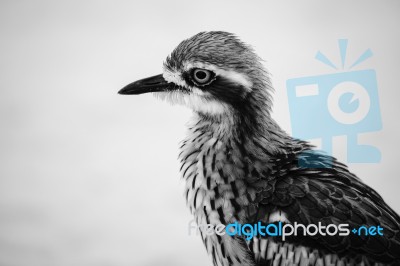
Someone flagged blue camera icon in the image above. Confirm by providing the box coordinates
[287,69,382,164]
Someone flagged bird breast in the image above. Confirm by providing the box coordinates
[179,124,256,266]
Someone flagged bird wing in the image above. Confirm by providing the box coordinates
[245,150,400,265]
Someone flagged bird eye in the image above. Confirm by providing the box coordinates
[192,69,214,85]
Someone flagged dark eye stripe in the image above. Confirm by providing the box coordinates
[205,75,248,105]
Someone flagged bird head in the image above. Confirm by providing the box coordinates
[119,31,272,120]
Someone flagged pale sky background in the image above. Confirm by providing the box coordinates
[0,1,399,266]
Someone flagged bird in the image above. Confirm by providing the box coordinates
[119,31,400,266]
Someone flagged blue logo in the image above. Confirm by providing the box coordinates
[286,39,382,167]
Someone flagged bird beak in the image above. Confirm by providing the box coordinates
[118,74,174,95]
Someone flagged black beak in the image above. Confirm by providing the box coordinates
[118,74,174,95]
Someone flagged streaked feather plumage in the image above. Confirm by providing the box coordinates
[121,31,400,266]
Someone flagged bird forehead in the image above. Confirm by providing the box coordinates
[166,31,251,69]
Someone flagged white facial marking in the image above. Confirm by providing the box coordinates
[268,210,290,223]
[160,61,251,115]
[185,61,253,91]
[162,67,188,88]
[155,91,228,115]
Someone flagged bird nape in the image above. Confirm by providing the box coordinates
[119,31,400,266]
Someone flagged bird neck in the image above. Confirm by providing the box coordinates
[180,106,300,217]
[189,107,294,158]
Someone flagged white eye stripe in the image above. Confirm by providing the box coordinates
[163,68,188,88]
[184,62,253,91]
[163,62,253,93]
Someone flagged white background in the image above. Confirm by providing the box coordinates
[0,1,399,265]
